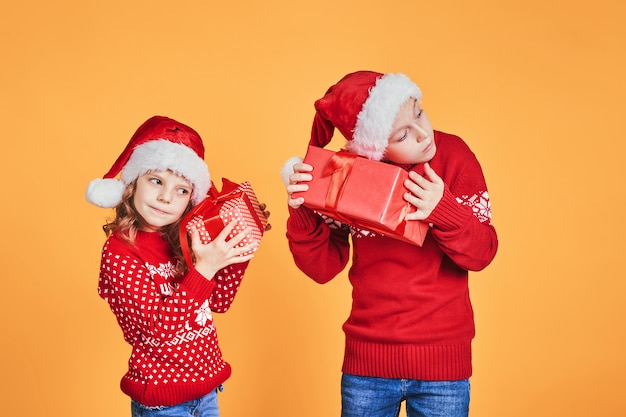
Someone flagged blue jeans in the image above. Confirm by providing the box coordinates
[131,387,222,417]
[341,374,470,417]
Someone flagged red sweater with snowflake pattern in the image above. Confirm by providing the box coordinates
[286,130,498,381]
[98,230,247,407]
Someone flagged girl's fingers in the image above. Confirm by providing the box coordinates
[227,226,253,247]
[215,220,239,242]
[189,225,203,250]
[237,242,259,255]
[195,220,260,258]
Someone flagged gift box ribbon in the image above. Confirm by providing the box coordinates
[322,151,357,213]
[179,179,266,269]
[321,150,411,233]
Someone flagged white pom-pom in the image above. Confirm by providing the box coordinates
[280,156,303,186]
[86,178,126,208]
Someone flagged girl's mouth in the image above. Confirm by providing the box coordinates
[150,206,169,215]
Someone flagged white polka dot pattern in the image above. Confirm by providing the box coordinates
[185,195,264,256]
[97,233,247,403]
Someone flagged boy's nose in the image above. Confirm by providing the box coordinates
[415,125,428,142]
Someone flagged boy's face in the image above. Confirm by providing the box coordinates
[133,170,192,232]
[383,98,436,165]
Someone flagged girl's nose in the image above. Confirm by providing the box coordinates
[157,191,171,203]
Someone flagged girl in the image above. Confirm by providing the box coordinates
[87,116,260,417]
[282,71,498,417]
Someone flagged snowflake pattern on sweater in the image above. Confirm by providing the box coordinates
[98,231,246,407]
[456,191,492,225]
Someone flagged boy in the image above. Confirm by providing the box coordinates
[282,71,498,417]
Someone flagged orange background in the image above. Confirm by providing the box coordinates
[1,1,625,416]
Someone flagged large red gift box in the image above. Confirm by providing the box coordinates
[293,146,429,246]
[179,178,267,269]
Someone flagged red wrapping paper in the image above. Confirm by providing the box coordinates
[179,178,267,269]
[293,146,429,246]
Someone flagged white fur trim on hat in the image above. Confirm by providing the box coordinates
[86,139,211,208]
[348,73,422,161]
[281,156,303,186]
[122,139,211,206]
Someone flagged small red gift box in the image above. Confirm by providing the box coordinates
[292,146,429,246]
[179,178,267,268]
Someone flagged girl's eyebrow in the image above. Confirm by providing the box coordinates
[173,178,192,189]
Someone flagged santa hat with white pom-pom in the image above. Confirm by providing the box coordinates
[281,71,422,185]
[86,116,211,208]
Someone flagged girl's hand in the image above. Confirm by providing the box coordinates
[190,220,258,280]
[286,162,313,209]
[403,163,444,221]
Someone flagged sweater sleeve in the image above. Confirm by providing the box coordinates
[98,239,217,346]
[285,205,351,284]
[208,262,249,313]
[425,133,498,271]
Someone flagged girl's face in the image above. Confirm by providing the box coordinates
[133,170,193,232]
[383,98,436,165]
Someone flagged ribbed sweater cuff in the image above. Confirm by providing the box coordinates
[287,206,319,231]
[427,188,472,232]
[122,365,231,407]
[342,338,472,381]
[182,269,216,301]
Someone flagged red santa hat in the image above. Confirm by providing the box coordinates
[86,116,211,208]
[281,71,422,184]
[313,70,422,160]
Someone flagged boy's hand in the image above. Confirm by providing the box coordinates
[286,162,313,209]
[403,162,444,221]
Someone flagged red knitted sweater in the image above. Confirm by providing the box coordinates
[286,130,498,380]
[98,230,247,406]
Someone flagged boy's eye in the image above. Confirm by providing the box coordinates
[416,109,423,119]
[398,130,408,142]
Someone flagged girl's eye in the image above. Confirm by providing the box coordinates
[397,131,408,142]
[177,188,190,195]
[149,178,162,185]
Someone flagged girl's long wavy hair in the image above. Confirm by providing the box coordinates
[102,180,193,276]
